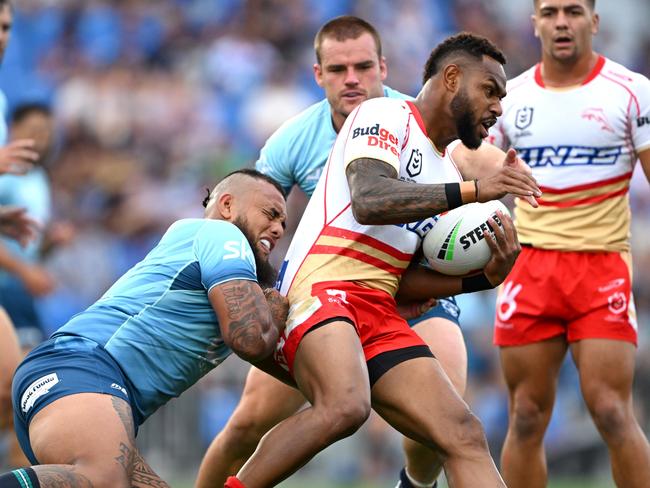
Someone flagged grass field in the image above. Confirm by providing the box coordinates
[170,477,615,488]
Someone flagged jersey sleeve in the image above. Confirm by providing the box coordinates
[342,98,409,174]
[255,130,294,195]
[193,221,258,292]
[631,74,650,152]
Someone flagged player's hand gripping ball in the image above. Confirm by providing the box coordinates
[423,200,511,276]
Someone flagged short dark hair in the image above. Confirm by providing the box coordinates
[314,15,382,65]
[534,0,595,9]
[422,32,507,85]
[11,102,51,125]
[202,169,287,208]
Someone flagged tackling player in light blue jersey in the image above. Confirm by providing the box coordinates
[2,170,289,488]
[256,85,411,197]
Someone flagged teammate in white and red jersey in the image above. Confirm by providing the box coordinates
[488,1,650,487]
[224,32,541,488]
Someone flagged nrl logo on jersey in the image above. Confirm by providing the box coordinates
[406,149,423,177]
[514,106,534,137]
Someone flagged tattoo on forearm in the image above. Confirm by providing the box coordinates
[264,289,288,329]
[33,466,94,488]
[221,281,274,360]
[348,159,450,223]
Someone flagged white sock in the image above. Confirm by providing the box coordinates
[405,467,436,488]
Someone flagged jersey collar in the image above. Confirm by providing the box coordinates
[534,54,605,88]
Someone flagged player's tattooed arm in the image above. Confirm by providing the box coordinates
[209,279,279,362]
[346,158,452,224]
[263,288,288,333]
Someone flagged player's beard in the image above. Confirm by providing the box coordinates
[451,88,482,150]
[234,216,279,288]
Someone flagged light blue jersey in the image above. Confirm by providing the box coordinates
[256,86,411,197]
[0,167,51,267]
[53,218,258,420]
[0,89,8,145]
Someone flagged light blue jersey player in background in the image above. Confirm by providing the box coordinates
[198,15,479,488]
[1,170,289,488]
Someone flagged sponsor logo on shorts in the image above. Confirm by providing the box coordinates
[496,281,522,322]
[608,291,627,315]
[598,278,626,293]
[439,299,460,319]
[352,124,399,156]
[21,373,60,413]
[111,383,128,396]
[326,289,349,305]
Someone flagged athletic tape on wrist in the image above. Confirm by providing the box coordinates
[444,183,463,209]
[461,273,494,293]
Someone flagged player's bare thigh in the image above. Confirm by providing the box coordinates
[411,317,467,395]
[28,393,138,486]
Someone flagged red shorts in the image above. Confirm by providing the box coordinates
[275,281,427,375]
[494,247,637,346]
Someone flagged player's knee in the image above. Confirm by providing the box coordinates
[588,394,630,442]
[220,409,271,454]
[448,409,490,455]
[510,396,550,441]
[318,396,371,441]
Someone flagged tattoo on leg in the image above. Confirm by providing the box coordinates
[111,396,136,444]
[131,451,171,488]
[33,466,94,488]
[115,442,136,478]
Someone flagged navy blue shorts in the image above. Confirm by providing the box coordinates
[406,296,461,328]
[12,335,139,464]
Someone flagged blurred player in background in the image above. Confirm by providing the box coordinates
[225,32,540,488]
[0,103,58,350]
[0,169,290,488]
[0,0,47,472]
[198,16,530,488]
[489,1,650,486]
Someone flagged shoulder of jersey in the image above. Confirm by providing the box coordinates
[356,96,409,113]
[168,218,236,234]
[265,98,331,143]
[505,65,537,92]
[384,85,414,101]
[600,57,650,88]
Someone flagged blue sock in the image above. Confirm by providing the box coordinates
[0,468,41,488]
[397,467,437,488]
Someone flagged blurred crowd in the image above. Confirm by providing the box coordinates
[1,0,649,484]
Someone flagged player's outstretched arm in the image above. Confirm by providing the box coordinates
[0,139,38,175]
[209,279,281,363]
[346,155,540,225]
[0,206,40,247]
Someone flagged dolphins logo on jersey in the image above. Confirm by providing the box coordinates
[515,107,534,130]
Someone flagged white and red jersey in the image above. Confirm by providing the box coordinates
[276,97,462,326]
[489,55,650,252]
